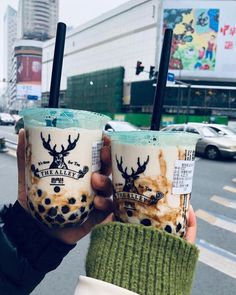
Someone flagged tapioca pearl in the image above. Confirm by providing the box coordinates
[34,212,43,222]
[164,225,172,233]
[44,198,51,205]
[80,206,85,213]
[176,223,182,233]
[29,202,35,211]
[68,197,76,204]
[81,194,87,202]
[61,205,70,214]
[68,213,77,221]
[127,210,133,217]
[38,205,45,213]
[45,216,53,223]
[80,211,88,220]
[54,186,60,193]
[179,230,185,238]
[37,189,43,197]
[31,165,36,172]
[140,219,152,226]
[55,214,66,223]
[48,207,57,217]
[115,215,123,222]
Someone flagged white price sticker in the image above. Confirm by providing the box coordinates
[172,160,195,194]
[92,141,103,172]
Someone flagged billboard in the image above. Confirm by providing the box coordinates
[16,84,42,100]
[17,56,42,83]
[162,1,236,81]
[16,55,42,100]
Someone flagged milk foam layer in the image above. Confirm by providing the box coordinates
[25,126,102,227]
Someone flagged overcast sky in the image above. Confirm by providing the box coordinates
[0,0,130,87]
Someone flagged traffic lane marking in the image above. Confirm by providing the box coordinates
[211,195,236,209]
[223,186,236,194]
[196,209,236,234]
[197,239,236,279]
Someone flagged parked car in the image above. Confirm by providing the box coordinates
[104,120,140,132]
[207,124,236,140]
[11,114,21,123]
[161,123,236,160]
[14,117,24,134]
[0,113,15,125]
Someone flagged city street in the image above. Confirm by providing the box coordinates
[1,125,236,295]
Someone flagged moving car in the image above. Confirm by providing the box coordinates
[161,123,236,160]
[0,113,15,125]
[14,117,24,134]
[104,120,139,132]
[207,124,236,140]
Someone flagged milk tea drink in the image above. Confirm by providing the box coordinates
[110,131,199,237]
[21,108,110,228]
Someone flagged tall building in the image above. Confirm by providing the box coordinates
[17,0,59,41]
[4,6,17,84]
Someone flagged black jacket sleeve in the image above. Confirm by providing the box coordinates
[0,201,75,295]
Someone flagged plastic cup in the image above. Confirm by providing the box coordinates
[110,131,199,237]
[21,108,110,228]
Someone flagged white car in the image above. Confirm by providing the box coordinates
[0,113,15,125]
[207,124,236,140]
[104,121,140,132]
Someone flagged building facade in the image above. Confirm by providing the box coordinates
[3,5,17,108]
[17,0,59,41]
[41,0,236,126]
[9,40,43,111]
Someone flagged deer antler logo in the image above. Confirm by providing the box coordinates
[40,132,80,169]
[116,155,149,193]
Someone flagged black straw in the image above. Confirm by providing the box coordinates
[150,28,173,130]
[48,22,67,108]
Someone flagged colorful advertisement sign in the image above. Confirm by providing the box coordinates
[17,56,42,83]
[16,84,41,100]
[162,1,236,81]
[16,55,42,100]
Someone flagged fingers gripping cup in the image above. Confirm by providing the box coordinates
[21,108,110,228]
[110,131,199,237]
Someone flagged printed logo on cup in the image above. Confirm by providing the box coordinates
[31,133,89,193]
[114,155,164,206]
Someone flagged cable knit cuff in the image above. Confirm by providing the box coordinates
[86,222,199,295]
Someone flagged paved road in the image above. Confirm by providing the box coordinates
[1,125,236,294]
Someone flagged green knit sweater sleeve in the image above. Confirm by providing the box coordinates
[86,222,199,295]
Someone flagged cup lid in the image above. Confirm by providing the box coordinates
[21,108,111,129]
[109,131,200,146]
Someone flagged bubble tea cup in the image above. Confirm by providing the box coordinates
[110,131,199,237]
[21,108,110,228]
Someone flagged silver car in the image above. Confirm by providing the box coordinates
[161,123,236,160]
